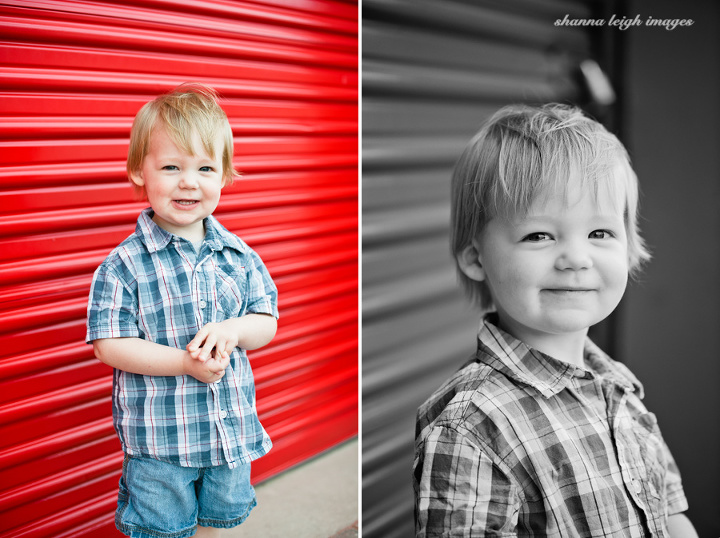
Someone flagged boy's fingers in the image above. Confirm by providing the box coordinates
[187,335,208,361]
[204,356,219,370]
[211,363,227,379]
[211,350,230,369]
[187,326,207,351]
[215,340,230,360]
[202,370,223,383]
[198,334,218,361]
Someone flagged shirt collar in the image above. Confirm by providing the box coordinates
[476,313,644,398]
[136,207,247,254]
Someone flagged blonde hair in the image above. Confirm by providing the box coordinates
[127,83,238,198]
[451,103,651,308]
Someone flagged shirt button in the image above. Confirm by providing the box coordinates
[220,410,228,419]
[199,300,207,309]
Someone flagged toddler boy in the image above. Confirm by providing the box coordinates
[87,84,278,538]
[413,104,696,536]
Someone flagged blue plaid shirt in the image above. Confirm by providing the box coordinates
[86,208,278,468]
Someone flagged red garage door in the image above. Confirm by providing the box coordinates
[0,1,358,536]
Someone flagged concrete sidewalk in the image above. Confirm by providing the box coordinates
[228,438,358,538]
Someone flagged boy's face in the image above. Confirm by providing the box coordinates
[130,124,224,242]
[475,171,629,348]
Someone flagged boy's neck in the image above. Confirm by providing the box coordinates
[533,335,587,368]
[496,316,588,368]
[151,213,206,243]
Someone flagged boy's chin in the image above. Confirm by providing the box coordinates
[538,312,611,335]
[499,315,587,341]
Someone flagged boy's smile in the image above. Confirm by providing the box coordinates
[131,124,225,243]
[471,174,630,365]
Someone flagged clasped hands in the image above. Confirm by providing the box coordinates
[184,321,238,384]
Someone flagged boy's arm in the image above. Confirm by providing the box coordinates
[667,513,698,538]
[414,425,518,534]
[187,313,277,361]
[93,337,230,383]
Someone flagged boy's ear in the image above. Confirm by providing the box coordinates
[129,169,145,188]
[456,242,486,282]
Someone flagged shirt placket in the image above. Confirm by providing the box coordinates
[610,388,666,537]
[194,250,212,326]
[196,249,240,468]
[209,379,240,468]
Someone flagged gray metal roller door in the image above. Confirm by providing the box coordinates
[362,1,598,535]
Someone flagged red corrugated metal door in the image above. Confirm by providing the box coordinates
[0,1,358,536]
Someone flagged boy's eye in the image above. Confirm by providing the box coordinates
[589,229,614,239]
[162,165,179,171]
[522,232,552,242]
[199,166,215,172]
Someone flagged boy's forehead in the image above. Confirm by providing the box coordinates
[498,161,630,222]
[535,178,625,212]
[150,123,222,158]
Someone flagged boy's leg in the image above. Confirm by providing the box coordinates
[194,526,221,537]
[196,461,256,530]
[117,455,200,538]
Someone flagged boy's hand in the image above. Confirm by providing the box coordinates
[183,349,230,384]
[187,321,239,363]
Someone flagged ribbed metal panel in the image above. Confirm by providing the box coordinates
[0,1,357,536]
[362,1,592,535]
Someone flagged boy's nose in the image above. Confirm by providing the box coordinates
[178,172,199,189]
[555,242,593,271]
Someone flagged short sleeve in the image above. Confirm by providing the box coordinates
[662,440,689,516]
[244,249,279,319]
[86,262,141,343]
[414,425,519,537]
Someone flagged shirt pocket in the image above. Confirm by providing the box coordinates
[630,411,667,501]
[214,261,246,319]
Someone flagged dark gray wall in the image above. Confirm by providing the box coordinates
[619,1,720,536]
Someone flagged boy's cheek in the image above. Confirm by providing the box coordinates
[599,253,630,288]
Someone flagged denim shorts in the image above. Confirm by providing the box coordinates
[116,454,256,538]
